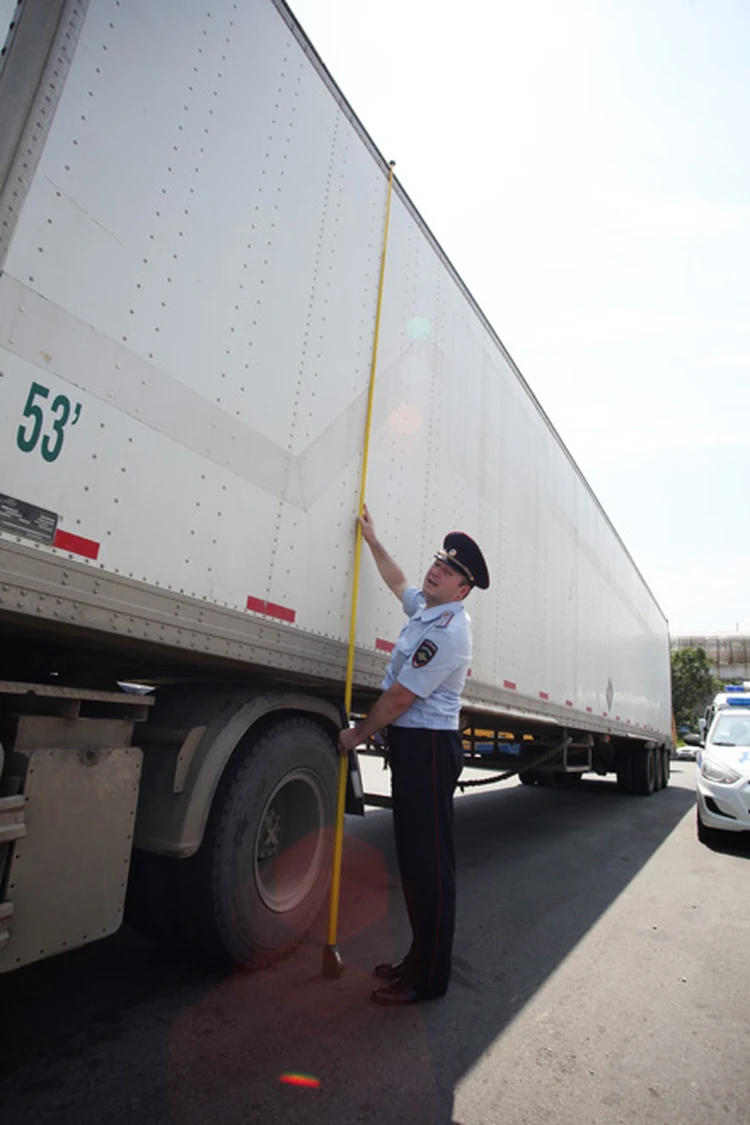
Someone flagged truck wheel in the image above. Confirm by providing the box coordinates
[518,769,551,786]
[661,747,670,789]
[631,746,656,796]
[554,772,582,786]
[615,745,632,792]
[128,717,338,966]
[653,746,664,791]
[205,717,337,964]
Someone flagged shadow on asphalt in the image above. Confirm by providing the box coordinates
[0,776,697,1125]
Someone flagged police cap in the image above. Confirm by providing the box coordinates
[436,531,490,590]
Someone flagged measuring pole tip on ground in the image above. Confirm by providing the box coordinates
[320,161,396,980]
[320,725,350,978]
[321,943,344,979]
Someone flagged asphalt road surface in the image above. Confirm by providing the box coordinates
[1,760,748,1125]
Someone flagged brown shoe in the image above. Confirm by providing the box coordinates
[372,959,409,982]
[371,981,421,1006]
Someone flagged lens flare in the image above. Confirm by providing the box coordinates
[408,315,431,339]
[279,1073,321,1089]
[388,402,422,437]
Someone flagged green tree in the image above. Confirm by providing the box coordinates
[671,647,722,731]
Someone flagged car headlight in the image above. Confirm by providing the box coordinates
[700,755,742,785]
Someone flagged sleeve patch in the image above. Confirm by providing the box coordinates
[412,639,438,668]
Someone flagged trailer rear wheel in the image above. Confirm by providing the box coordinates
[554,772,583,786]
[661,747,670,788]
[654,746,664,790]
[615,745,632,792]
[518,769,553,786]
[631,746,656,796]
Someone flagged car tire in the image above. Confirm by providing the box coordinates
[696,805,723,848]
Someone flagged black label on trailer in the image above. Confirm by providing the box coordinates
[0,493,58,545]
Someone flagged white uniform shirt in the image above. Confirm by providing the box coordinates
[381,586,472,730]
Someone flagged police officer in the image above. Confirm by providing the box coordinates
[338,505,490,1006]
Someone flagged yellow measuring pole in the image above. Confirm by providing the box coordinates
[322,161,396,978]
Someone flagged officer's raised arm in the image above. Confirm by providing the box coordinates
[358,505,408,602]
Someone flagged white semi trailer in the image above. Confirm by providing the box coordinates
[0,0,672,974]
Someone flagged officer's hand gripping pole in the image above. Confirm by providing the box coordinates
[322,161,396,979]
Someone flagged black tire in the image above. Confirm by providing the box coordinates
[654,746,664,791]
[128,717,338,966]
[661,747,670,789]
[615,745,632,793]
[208,717,338,963]
[696,805,722,848]
[519,769,553,787]
[631,746,656,796]
[554,772,583,786]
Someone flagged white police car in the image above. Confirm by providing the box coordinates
[700,683,750,734]
[696,704,750,845]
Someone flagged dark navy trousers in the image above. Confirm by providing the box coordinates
[387,725,464,997]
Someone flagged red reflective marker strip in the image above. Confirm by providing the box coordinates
[539,691,550,701]
[375,637,395,653]
[586,706,593,713]
[246,596,296,624]
[53,528,100,560]
[466,668,472,677]
[565,700,573,707]
[503,680,516,691]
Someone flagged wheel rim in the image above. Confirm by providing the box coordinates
[252,768,329,914]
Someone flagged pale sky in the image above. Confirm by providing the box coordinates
[289,0,750,637]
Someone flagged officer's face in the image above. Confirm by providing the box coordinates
[422,559,471,606]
